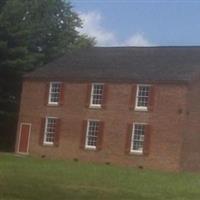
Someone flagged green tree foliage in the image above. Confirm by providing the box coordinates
[0,0,94,151]
[0,0,7,10]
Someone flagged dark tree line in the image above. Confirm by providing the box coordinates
[0,0,94,151]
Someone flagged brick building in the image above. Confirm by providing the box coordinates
[15,47,200,171]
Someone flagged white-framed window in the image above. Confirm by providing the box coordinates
[135,84,151,111]
[130,123,146,154]
[90,83,104,108]
[85,120,100,149]
[48,82,62,105]
[43,117,57,145]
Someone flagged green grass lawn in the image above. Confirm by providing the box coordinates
[0,153,200,200]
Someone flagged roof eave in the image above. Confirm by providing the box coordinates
[23,76,190,85]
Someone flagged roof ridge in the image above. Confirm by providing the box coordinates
[92,46,200,48]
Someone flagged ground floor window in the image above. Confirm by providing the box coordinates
[44,117,57,145]
[85,120,100,149]
[131,123,146,154]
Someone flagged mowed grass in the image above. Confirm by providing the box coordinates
[0,154,200,200]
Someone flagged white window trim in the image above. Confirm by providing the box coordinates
[43,116,58,145]
[85,119,100,150]
[135,84,151,112]
[130,122,147,154]
[48,81,61,105]
[89,83,104,108]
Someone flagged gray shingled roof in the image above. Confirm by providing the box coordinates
[25,47,200,83]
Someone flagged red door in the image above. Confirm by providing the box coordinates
[18,123,31,153]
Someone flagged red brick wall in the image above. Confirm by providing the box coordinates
[180,79,200,171]
[16,80,188,171]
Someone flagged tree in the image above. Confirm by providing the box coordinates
[0,0,94,151]
[0,0,7,10]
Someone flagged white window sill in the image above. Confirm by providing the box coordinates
[134,107,148,112]
[48,103,59,106]
[43,142,54,146]
[85,146,96,150]
[130,150,143,155]
[89,105,102,109]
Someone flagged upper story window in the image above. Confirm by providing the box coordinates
[85,120,100,149]
[90,83,104,108]
[44,117,57,145]
[48,82,62,105]
[130,123,145,154]
[135,84,151,111]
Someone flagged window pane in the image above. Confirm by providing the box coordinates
[137,97,148,107]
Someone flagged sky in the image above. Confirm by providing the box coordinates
[70,0,200,47]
